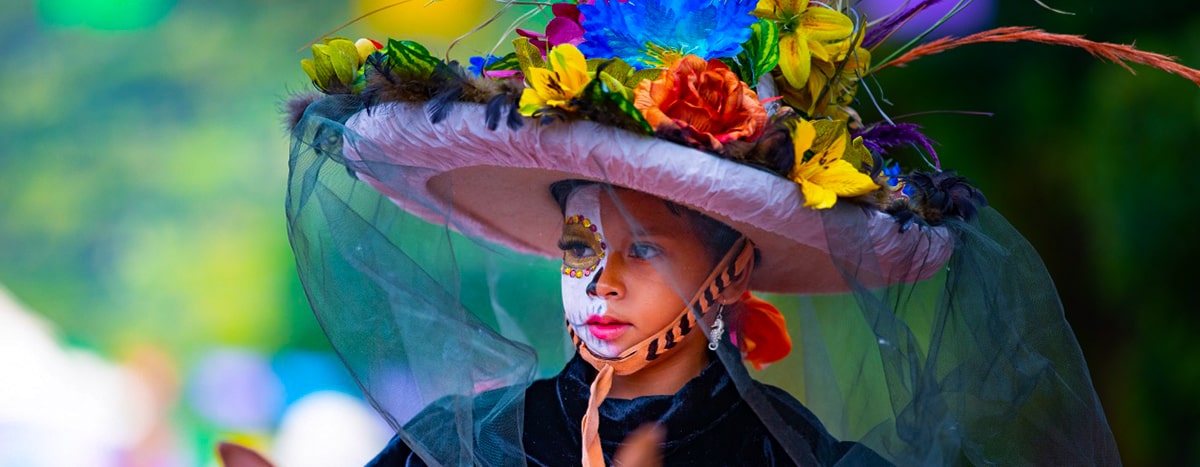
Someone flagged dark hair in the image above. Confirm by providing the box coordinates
[549,180,743,265]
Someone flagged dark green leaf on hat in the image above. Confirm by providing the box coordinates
[575,70,653,135]
[386,39,439,80]
[484,52,521,72]
[586,57,661,93]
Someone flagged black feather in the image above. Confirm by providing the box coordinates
[282,92,322,130]
[506,94,525,130]
[425,61,473,124]
[485,93,508,131]
[426,86,464,123]
[904,171,987,225]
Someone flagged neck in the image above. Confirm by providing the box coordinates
[606,334,710,399]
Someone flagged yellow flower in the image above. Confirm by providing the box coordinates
[519,44,592,115]
[787,118,878,209]
[753,0,856,89]
[783,45,870,118]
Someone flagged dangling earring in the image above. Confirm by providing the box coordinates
[708,303,726,351]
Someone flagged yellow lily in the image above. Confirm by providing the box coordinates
[787,118,878,209]
[519,43,592,115]
[753,0,855,89]
[785,44,870,118]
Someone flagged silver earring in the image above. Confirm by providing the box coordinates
[708,304,726,351]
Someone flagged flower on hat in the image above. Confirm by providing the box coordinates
[787,118,878,209]
[753,1,854,87]
[579,0,759,69]
[734,292,791,370]
[516,3,586,57]
[519,44,592,116]
[633,55,769,150]
[301,37,380,94]
[753,0,868,117]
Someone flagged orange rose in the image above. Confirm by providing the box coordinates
[634,55,768,150]
[734,291,792,370]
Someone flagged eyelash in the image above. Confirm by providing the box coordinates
[558,239,595,256]
[628,242,661,259]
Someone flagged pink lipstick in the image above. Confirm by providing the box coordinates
[585,315,630,341]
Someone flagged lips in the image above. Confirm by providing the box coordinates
[585,315,630,341]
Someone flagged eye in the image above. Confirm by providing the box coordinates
[559,240,597,259]
[559,216,605,275]
[628,242,662,260]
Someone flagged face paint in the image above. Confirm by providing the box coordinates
[559,185,618,357]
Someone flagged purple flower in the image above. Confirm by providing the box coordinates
[852,121,940,169]
[860,0,995,48]
[516,3,586,56]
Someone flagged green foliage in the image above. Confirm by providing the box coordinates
[484,52,520,72]
[385,39,440,80]
[725,18,781,86]
[586,57,661,92]
[513,37,546,75]
[579,73,653,134]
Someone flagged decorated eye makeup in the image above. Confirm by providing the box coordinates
[559,214,607,278]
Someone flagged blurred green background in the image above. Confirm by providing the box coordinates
[0,0,1196,465]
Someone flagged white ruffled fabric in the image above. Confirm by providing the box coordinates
[345,102,951,293]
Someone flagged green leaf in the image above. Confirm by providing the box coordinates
[627,69,661,88]
[581,77,652,134]
[733,19,781,85]
[512,37,545,76]
[588,58,659,95]
[386,39,439,79]
[599,59,632,83]
[484,52,520,71]
[844,136,872,170]
[596,71,627,96]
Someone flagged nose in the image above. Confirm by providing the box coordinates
[589,257,625,299]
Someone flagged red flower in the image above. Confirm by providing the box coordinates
[633,55,768,150]
[734,292,792,370]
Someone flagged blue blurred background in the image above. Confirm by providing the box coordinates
[0,0,1196,465]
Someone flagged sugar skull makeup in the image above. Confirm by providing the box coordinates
[560,185,617,357]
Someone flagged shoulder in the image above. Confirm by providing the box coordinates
[751,381,894,466]
[366,376,565,467]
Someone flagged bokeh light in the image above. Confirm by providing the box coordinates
[37,0,176,30]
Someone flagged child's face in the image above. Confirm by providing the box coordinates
[560,186,715,358]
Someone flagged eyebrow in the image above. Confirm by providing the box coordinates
[628,227,676,239]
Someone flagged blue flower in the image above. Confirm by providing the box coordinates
[579,0,758,69]
[468,54,501,76]
[883,162,903,187]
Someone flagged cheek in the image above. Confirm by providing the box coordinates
[561,256,607,323]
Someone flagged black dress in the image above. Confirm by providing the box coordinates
[368,354,890,466]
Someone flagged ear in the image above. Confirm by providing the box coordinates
[217,442,275,467]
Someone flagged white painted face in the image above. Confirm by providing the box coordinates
[559,185,616,357]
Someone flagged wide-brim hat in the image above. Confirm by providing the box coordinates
[343,101,952,294]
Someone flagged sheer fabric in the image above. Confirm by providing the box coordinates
[287,96,1119,465]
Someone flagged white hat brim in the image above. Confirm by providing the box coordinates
[344,102,951,293]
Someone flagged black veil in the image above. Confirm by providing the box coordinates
[287,95,1119,465]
